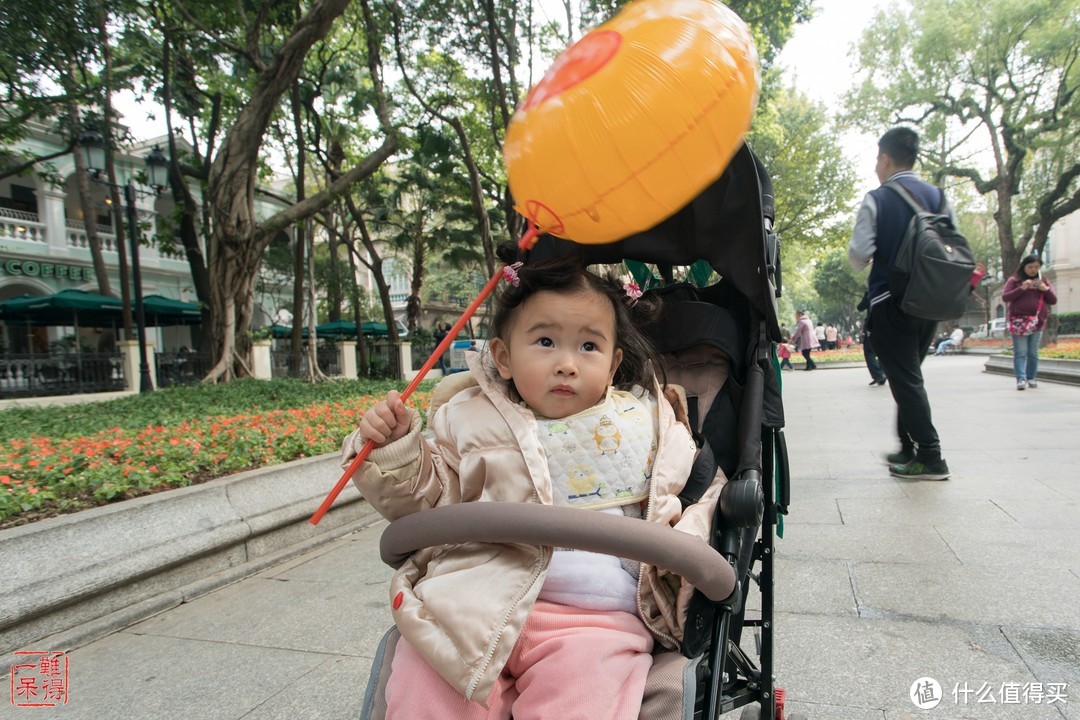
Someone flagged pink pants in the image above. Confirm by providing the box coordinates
[385,600,655,720]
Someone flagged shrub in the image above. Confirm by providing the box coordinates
[0,378,433,527]
[1056,312,1080,335]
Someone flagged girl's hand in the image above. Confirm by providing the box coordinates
[359,390,411,446]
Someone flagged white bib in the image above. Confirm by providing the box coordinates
[535,389,657,511]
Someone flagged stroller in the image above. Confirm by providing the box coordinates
[357,143,797,720]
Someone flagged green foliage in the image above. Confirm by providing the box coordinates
[0,0,102,147]
[578,0,814,67]
[749,85,858,259]
[842,0,1080,272]
[811,247,866,329]
[1057,313,1080,336]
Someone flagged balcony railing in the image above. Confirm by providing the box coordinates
[65,219,119,252]
[0,352,126,398]
[0,208,47,244]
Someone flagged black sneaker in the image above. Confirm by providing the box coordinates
[889,459,950,481]
[885,449,915,465]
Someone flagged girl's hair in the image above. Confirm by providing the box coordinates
[1015,254,1041,277]
[490,241,662,390]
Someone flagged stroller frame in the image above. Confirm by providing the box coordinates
[358,143,795,720]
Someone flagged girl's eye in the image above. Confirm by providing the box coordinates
[582,341,598,352]
[538,337,554,348]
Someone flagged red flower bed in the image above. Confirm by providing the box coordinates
[1,390,433,528]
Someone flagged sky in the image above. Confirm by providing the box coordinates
[775,0,898,191]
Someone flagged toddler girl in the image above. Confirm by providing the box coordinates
[343,246,723,720]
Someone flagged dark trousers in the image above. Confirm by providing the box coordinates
[869,300,941,461]
[801,349,816,369]
[863,334,886,382]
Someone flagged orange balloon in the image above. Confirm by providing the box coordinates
[504,0,759,245]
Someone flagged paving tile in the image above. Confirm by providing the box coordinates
[935,525,1080,571]
[773,613,1064,719]
[778,523,960,566]
[126,573,394,658]
[239,654,372,720]
[851,562,1080,628]
[835,497,1018,528]
[0,633,329,720]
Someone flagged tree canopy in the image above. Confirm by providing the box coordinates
[3,0,827,382]
[843,0,1080,273]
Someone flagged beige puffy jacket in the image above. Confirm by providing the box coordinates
[348,354,725,704]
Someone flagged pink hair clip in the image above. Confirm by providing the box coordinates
[623,281,643,306]
[502,262,523,287]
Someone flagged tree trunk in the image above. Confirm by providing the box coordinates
[98,3,131,340]
[65,96,112,298]
[162,33,213,351]
[344,227,368,375]
[203,0,353,383]
[407,222,426,332]
[305,218,326,381]
[994,184,1021,274]
[290,82,307,372]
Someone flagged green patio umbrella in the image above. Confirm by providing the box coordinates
[0,289,123,328]
[360,321,390,336]
[314,320,358,339]
[141,295,203,326]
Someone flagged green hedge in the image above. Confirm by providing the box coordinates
[1057,312,1080,335]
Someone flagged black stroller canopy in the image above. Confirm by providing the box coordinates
[530,144,780,339]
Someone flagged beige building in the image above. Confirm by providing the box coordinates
[1046,211,1080,316]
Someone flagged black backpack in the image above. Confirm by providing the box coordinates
[886,182,976,322]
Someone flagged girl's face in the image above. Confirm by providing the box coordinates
[1023,261,1041,278]
[490,288,623,419]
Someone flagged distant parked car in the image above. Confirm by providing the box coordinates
[971,318,1007,339]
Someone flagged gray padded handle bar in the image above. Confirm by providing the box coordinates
[380,503,736,602]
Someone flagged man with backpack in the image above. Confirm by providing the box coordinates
[848,127,983,481]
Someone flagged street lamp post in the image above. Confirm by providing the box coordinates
[78,127,168,393]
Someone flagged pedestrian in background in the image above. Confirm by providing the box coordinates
[792,310,819,371]
[824,323,838,350]
[934,325,964,356]
[434,321,450,373]
[1002,254,1057,390]
[777,341,794,371]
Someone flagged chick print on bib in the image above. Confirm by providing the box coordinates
[536,389,657,511]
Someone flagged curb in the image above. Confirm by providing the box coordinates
[0,452,373,661]
[982,354,1080,385]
